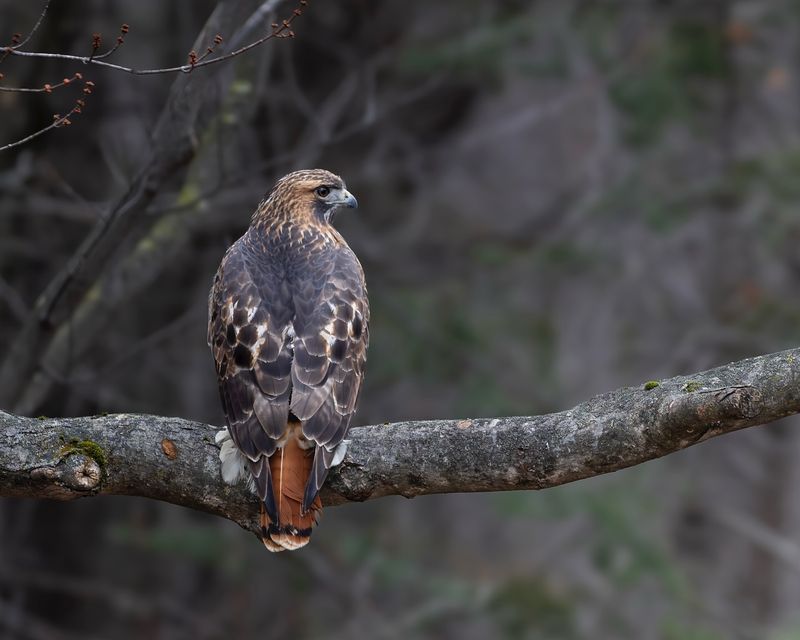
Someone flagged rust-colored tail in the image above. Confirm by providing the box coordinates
[260,435,322,552]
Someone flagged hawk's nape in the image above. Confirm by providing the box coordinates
[208,169,368,551]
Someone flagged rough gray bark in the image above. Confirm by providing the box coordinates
[2,347,799,537]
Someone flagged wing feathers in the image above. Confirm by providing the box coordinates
[290,373,333,420]
[254,354,292,396]
[301,399,343,445]
[333,372,360,415]
[252,391,289,438]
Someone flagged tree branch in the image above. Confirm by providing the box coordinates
[2,7,300,76]
[2,347,799,538]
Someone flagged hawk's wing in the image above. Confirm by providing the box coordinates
[208,240,293,521]
[290,241,369,511]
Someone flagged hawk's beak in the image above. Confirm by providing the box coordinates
[341,189,358,209]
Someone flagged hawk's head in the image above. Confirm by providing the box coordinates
[261,169,358,225]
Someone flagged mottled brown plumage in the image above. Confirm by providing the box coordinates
[208,169,369,551]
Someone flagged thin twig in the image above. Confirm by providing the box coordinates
[0,101,83,152]
[0,0,51,67]
[0,71,84,93]
[11,0,51,50]
[0,1,304,155]
[3,1,305,76]
[90,24,128,61]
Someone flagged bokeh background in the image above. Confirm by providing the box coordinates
[2,1,800,638]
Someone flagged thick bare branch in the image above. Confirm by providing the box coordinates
[2,348,799,539]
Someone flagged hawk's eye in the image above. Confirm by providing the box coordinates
[315,186,331,198]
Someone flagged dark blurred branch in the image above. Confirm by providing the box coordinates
[2,348,799,538]
[0,568,222,637]
[0,276,28,323]
[14,187,224,415]
[0,0,288,410]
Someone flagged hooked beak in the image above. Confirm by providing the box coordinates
[340,189,358,209]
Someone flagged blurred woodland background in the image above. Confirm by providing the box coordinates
[2,1,800,638]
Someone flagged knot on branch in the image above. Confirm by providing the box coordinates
[660,384,763,448]
[717,386,762,420]
[30,454,102,499]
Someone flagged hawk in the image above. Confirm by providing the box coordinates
[208,169,369,551]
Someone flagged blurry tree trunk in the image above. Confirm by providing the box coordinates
[0,0,281,412]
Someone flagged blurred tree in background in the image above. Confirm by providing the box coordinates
[2,1,800,638]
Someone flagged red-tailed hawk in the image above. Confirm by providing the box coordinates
[208,169,368,551]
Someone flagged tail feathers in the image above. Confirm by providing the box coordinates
[247,456,277,524]
[259,506,289,552]
[262,435,321,552]
[302,439,350,513]
[302,446,333,514]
